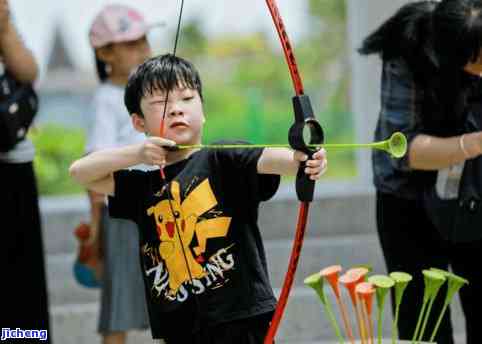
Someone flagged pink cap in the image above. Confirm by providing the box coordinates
[89,4,150,48]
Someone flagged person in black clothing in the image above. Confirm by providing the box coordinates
[0,0,51,341]
[359,1,482,343]
[69,54,328,343]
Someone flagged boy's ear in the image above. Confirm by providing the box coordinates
[131,113,146,133]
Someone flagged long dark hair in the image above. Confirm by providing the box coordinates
[94,54,109,82]
[359,0,482,135]
[433,0,482,69]
[359,1,438,70]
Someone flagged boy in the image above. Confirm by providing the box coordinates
[70,54,327,343]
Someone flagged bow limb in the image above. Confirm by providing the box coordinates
[265,0,304,95]
[264,1,324,343]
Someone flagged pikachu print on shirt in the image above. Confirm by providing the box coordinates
[146,178,233,300]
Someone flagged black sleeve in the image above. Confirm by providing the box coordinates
[214,141,280,202]
[108,169,150,221]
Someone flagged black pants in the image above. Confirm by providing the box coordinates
[376,191,482,344]
[1,162,51,343]
[163,313,272,344]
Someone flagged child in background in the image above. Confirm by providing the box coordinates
[85,4,153,344]
[70,54,328,343]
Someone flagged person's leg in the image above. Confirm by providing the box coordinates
[102,332,126,344]
[97,213,149,338]
[1,162,51,342]
[450,238,482,344]
[376,191,453,344]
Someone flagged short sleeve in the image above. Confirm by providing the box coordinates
[378,59,424,171]
[85,89,118,153]
[108,169,150,221]
[214,142,280,202]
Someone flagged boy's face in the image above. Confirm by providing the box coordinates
[134,86,205,144]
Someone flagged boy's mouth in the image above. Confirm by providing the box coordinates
[170,122,189,129]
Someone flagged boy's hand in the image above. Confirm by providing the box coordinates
[294,148,327,180]
[138,137,176,167]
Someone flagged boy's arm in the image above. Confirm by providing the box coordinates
[69,144,140,195]
[257,147,327,180]
[69,137,175,195]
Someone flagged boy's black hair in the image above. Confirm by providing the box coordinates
[359,0,482,136]
[124,54,203,117]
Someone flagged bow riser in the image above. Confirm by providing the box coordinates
[289,95,325,202]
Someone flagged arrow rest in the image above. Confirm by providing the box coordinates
[288,95,324,202]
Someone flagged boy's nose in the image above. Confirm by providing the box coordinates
[168,103,184,117]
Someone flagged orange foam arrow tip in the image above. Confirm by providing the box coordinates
[320,265,342,277]
[340,267,368,284]
[340,274,357,304]
[340,267,370,305]
[356,282,376,315]
[320,265,342,297]
[346,267,369,283]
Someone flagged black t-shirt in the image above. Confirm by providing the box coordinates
[108,144,280,339]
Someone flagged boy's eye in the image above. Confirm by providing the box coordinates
[183,96,194,101]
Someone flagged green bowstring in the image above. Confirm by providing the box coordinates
[175,131,408,158]
[177,143,387,149]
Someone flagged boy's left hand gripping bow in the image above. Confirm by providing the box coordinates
[263,0,324,342]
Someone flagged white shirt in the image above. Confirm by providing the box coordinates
[0,138,35,163]
[86,82,155,172]
[86,82,146,152]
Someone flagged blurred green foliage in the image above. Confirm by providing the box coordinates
[31,125,85,195]
[179,0,355,178]
[37,1,356,195]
